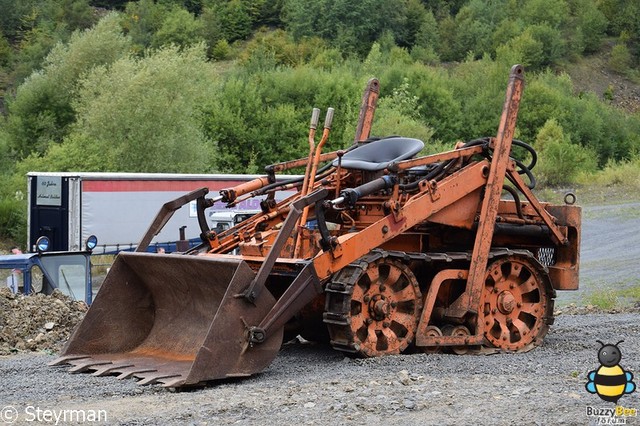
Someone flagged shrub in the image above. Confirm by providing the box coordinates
[5,13,131,158]
[211,39,231,60]
[580,157,640,188]
[0,198,26,243]
[151,8,204,48]
[609,43,632,74]
[535,119,598,186]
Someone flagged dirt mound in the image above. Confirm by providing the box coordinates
[0,288,87,355]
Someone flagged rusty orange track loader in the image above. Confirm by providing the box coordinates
[52,65,581,387]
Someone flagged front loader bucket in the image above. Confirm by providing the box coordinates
[51,252,283,387]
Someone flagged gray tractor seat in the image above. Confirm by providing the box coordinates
[333,137,425,171]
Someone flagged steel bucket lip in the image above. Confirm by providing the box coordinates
[56,253,283,387]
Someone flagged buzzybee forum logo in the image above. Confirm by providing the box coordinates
[585,340,637,424]
[586,340,636,403]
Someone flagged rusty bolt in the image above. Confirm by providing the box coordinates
[517,302,522,308]
[363,295,371,303]
[509,283,515,289]
[379,285,386,292]
[365,318,373,325]
[390,302,397,308]
[382,225,389,234]
[492,308,497,314]
[485,321,490,326]
[383,321,390,328]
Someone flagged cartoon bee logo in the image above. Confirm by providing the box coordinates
[586,340,636,403]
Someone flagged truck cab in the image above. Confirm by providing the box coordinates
[208,210,259,234]
[0,236,96,304]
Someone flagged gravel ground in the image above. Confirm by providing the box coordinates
[558,201,640,306]
[1,202,639,425]
[1,313,639,425]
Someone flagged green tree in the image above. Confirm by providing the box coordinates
[574,0,608,53]
[414,10,440,50]
[122,0,168,51]
[199,5,224,53]
[522,0,569,28]
[256,0,285,27]
[395,0,428,48]
[202,77,302,172]
[496,31,544,70]
[283,0,405,57]
[535,119,597,185]
[152,8,204,48]
[218,0,253,42]
[50,0,96,32]
[31,44,217,173]
[280,0,317,40]
[527,24,565,66]
[0,34,11,67]
[609,43,632,73]
[5,13,131,158]
[599,0,640,55]
[492,18,524,53]
[436,16,457,61]
[0,0,37,40]
[211,39,231,60]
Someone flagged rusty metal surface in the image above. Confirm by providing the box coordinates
[311,160,491,280]
[324,255,422,357]
[545,204,582,290]
[137,187,209,252]
[481,254,554,351]
[354,78,380,143]
[54,252,282,386]
[461,64,525,319]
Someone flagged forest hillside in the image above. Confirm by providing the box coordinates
[1,0,639,243]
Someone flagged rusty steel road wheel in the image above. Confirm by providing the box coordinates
[482,254,554,352]
[324,258,422,357]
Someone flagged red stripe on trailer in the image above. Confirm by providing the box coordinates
[83,180,248,192]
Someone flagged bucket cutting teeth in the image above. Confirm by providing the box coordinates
[48,355,90,366]
[68,360,113,373]
[91,363,134,377]
[53,252,283,387]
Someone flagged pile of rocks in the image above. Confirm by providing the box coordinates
[0,288,87,355]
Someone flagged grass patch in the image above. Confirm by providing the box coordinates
[533,156,640,207]
[584,289,621,310]
[617,282,640,301]
[584,282,640,310]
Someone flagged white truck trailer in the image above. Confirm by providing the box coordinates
[27,172,293,254]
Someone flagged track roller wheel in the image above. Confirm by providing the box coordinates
[482,254,554,352]
[419,325,443,354]
[441,325,471,355]
[325,258,422,357]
